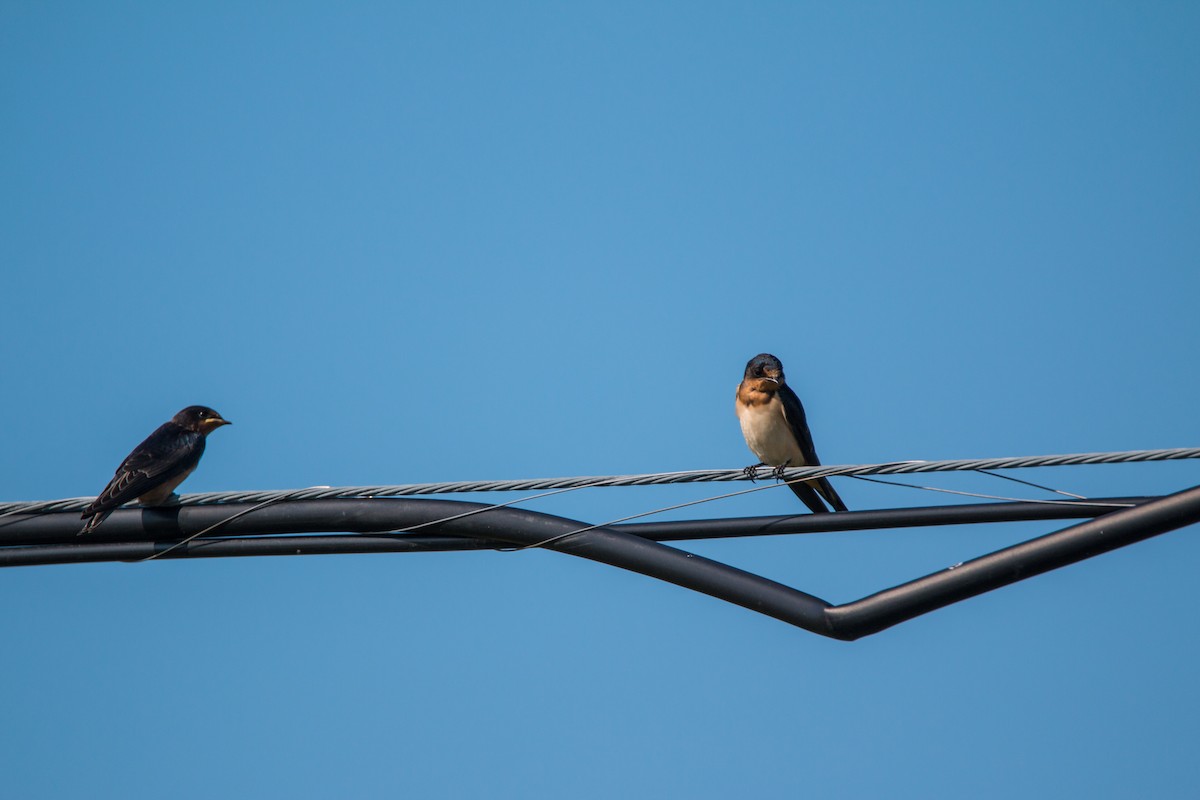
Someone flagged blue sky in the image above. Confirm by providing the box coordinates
[2,2,1199,797]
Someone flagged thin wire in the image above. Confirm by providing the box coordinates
[506,460,1146,552]
[137,478,618,556]
[972,469,1088,499]
[386,477,617,534]
[505,462,913,551]
[135,487,332,562]
[500,475,808,552]
[850,475,1137,508]
[140,464,861,552]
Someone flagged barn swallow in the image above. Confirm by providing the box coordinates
[735,354,847,514]
[79,405,231,534]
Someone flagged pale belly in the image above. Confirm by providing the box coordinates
[738,398,807,467]
[138,464,197,505]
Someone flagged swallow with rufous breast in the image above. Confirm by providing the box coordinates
[80,405,231,534]
[736,354,847,514]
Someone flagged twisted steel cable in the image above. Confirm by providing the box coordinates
[2,447,1197,517]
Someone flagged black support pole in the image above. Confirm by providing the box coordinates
[826,483,1200,639]
[1,489,1196,639]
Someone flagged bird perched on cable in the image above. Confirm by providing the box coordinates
[79,405,232,535]
[735,354,847,514]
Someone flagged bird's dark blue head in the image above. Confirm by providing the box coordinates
[173,405,232,434]
[743,353,785,383]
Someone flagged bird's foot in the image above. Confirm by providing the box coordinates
[742,464,765,481]
[771,463,790,481]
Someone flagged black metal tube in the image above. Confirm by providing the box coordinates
[0,491,1152,562]
[0,496,1152,547]
[0,493,1148,563]
[0,534,502,565]
[1,490,1195,640]
[0,499,837,636]
[826,483,1200,639]
[620,496,1150,541]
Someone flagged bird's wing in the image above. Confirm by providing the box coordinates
[778,385,848,512]
[84,425,205,516]
[778,385,820,466]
